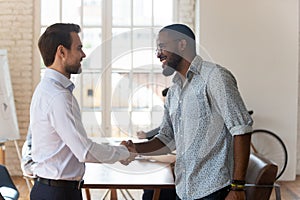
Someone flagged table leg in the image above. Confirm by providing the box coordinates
[110,189,118,200]
[152,189,161,200]
[84,188,91,200]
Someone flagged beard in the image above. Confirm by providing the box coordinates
[65,63,82,74]
[165,53,183,72]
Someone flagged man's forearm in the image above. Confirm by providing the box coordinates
[134,138,171,156]
[232,133,251,181]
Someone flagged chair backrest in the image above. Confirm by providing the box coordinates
[245,153,278,200]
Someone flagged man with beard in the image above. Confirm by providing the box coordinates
[124,24,253,200]
[29,23,136,200]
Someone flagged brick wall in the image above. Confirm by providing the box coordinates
[0,0,37,175]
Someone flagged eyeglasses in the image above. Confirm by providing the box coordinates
[155,39,182,55]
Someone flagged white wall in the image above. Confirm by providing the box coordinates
[199,0,298,180]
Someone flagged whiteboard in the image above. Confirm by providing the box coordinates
[0,49,20,142]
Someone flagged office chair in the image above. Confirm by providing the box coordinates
[245,153,281,200]
[0,165,19,200]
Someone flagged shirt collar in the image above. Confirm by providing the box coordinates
[44,68,75,92]
[172,55,203,84]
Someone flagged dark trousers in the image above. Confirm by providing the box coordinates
[30,181,83,200]
[143,188,177,200]
[176,186,230,200]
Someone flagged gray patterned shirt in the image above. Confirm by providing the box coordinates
[156,55,253,199]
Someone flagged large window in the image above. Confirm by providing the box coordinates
[41,0,176,137]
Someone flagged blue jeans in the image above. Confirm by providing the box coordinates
[176,186,230,200]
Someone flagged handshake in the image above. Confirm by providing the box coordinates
[120,140,138,165]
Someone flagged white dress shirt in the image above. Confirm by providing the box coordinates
[30,68,130,181]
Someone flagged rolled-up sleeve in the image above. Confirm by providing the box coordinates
[207,66,253,136]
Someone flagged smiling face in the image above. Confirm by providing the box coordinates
[63,32,86,75]
[156,31,183,72]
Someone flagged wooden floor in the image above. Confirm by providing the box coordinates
[12,175,300,200]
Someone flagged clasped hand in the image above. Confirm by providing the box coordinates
[120,140,138,165]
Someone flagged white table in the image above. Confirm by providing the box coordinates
[83,137,175,200]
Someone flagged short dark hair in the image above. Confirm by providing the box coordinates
[160,24,195,40]
[160,24,196,51]
[38,23,81,66]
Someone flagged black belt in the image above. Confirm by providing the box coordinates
[36,177,84,190]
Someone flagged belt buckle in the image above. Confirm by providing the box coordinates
[77,180,84,190]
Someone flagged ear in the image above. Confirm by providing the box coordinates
[57,45,65,58]
[178,39,187,52]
